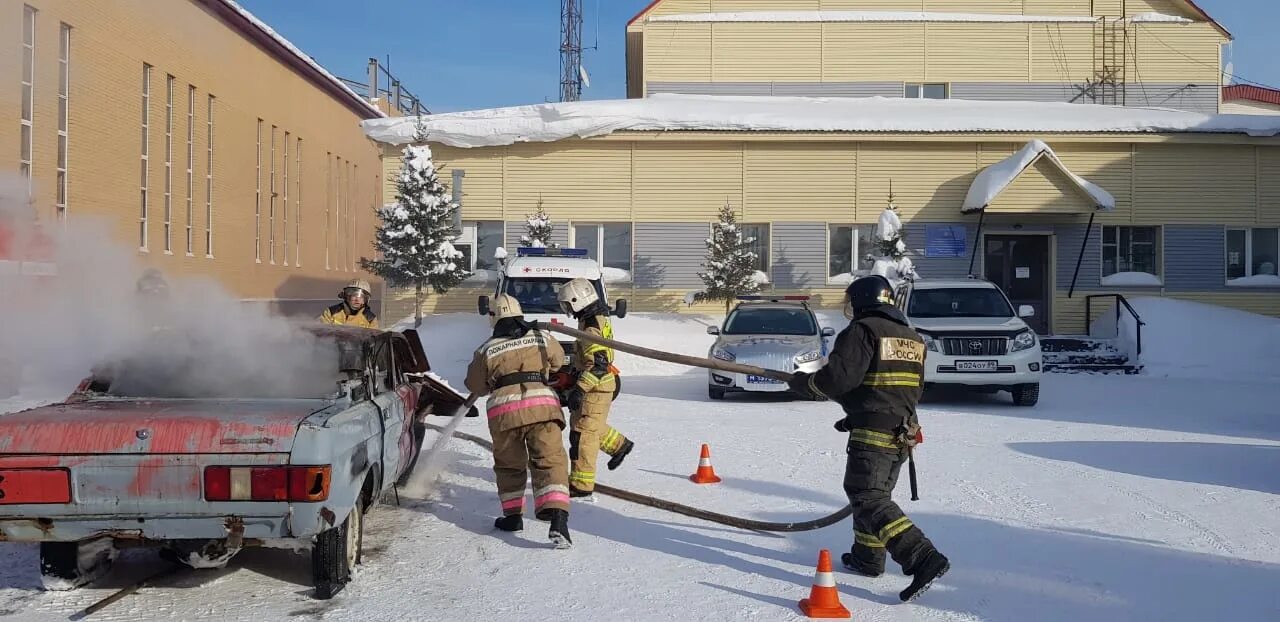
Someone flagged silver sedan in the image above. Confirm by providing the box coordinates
[706,298,835,400]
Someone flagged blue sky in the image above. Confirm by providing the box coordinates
[238,0,1279,113]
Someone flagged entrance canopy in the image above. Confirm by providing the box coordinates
[962,140,1116,214]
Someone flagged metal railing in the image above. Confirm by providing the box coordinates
[1085,294,1146,358]
[337,58,429,117]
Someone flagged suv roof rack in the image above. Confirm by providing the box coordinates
[516,247,589,258]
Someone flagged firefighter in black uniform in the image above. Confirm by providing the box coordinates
[788,275,950,603]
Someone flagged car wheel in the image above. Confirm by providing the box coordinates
[312,497,365,600]
[1012,383,1040,407]
[39,538,116,591]
[708,387,726,400]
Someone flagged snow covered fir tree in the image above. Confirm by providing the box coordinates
[519,199,558,248]
[693,201,762,313]
[868,184,918,288]
[360,124,469,327]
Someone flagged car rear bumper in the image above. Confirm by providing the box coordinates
[0,513,296,543]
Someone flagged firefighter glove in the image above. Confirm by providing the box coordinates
[833,418,850,433]
[566,388,584,412]
[787,372,815,399]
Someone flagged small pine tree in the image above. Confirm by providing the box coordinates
[869,182,918,286]
[519,198,558,248]
[360,123,470,327]
[694,201,761,314]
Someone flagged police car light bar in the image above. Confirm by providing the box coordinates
[736,295,811,302]
[516,247,590,258]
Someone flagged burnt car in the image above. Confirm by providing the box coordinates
[0,324,473,599]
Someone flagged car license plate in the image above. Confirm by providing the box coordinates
[955,360,998,372]
[747,375,782,384]
[0,468,72,504]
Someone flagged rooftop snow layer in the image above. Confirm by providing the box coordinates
[964,140,1117,212]
[649,11,1101,23]
[361,94,1280,148]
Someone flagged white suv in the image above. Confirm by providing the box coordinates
[895,279,1043,406]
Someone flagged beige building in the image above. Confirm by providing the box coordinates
[3,0,386,315]
[368,0,1280,335]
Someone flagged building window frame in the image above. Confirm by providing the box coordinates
[324,152,331,270]
[827,224,862,284]
[453,221,505,275]
[56,22,70,218]
[20,5,35,195]
[1226,227,1280,283]
[905,82,949,99]
[254,119,262,263]
[205,95,214,258]
[282,130,290,266]
[1100,225,1162,282]
[163,74,174,254]
[571,222,634,279]
[295,137,302,267]
[269,125,277,264]
[139,63,151,251]
[185,84,194,255]
[741,223,771,277]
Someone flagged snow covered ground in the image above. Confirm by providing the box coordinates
[0,309,1278,621]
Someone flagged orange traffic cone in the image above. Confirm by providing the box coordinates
[798,549,851,619]
[689,443,722,484]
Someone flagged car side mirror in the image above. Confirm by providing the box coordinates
[821,327,835,337]
[1018,305,1036,318]
[706,326,720,335]
[477,295,490,316]
[613,299,628,319]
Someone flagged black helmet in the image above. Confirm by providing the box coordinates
[845,275,894,312]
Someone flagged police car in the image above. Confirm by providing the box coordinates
[477,247,627,365]
[893,279,1042,406]
[706,296,834,400]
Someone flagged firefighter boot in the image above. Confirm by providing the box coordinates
[547,509,573,549]
[899,551,950,602]
[841,550,884,578]
[494,514,524,533]
[607,439,635,471]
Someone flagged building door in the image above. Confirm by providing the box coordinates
[984,235,1050,334]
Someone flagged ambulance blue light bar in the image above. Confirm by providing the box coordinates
[736,295,811,302]
[516,247,589,258]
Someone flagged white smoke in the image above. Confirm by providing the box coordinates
[2,178,343,403]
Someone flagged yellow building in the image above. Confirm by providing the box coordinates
[3,0,386,315]
[366,0,1280,335]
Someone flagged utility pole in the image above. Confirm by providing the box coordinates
[560,0,583,102]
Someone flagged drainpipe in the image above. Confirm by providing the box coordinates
[967,209,986,277]
[1068,211,1097,298]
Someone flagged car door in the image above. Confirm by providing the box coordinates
[369,336,408,489]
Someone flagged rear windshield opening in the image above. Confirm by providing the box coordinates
[908,288,1014,319]
[503,278,604,315]
[723,308,817,336]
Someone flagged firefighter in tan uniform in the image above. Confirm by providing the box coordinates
[556,278,635,501]
[319,279,379,329]
[464,294,573,548]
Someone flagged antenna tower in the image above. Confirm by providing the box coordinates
[560,0,584,102]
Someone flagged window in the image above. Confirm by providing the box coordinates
[905,83,948,99]
[185,85,194,255]
[163,75,174,253]
[1101,226,1160,277]
[573,223,633,276]
[828,224,861,281]
[324,151,331,270]
[20,5,35,193]
[254,119,262,262]
[295,137,302,266]
[723,307,818,336]
[1227,228,1280,280]
[907,288,1014,319]
[56,23,70,217]
[455,221,504,273]
[282,131,290,266]
[269,125,277,264]
[205,95,214,257]
[742,223,770,275]
[140,64,151,250]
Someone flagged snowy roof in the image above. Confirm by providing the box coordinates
[361,94,1280,148]
[649,11,1102,24]
[963,140,1116,213]
[212,0,384,119]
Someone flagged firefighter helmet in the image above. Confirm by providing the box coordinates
[488,294,523,327]
[844,275,894,319]
[557,277,599,317]
[342,279,373,298]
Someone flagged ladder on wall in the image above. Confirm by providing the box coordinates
[1091,17,1128,106]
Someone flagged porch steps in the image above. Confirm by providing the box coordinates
[1041,336,1142,375]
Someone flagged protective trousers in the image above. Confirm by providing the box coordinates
[843,446,936,574]
[568,392,629,493]
[492,420,571,520]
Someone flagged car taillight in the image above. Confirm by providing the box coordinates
[204,466,331,502]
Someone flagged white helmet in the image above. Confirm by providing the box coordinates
[489,294,523,327]
[557,278,599,317]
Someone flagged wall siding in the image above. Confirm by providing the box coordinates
[1124,84,1220,115]
[986,158,1099,214]
[1055,223,1101,291]
[633,222,709,288]
[634,144,743,222]
[504,142,632,221]
[743,143,857,222]
[1134,145,1256,225]
[904,222,976,279]
[824,24,926,82]
[856,144,977,222]
[1131,24,1223,84]
[1029,24,1094,83]
[712,23,823,82]
[1259,147,1280,225]
[772,223,827,288]
[1163,225,1226,291]
[926,23,1029,82]
[643,22,712,82]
